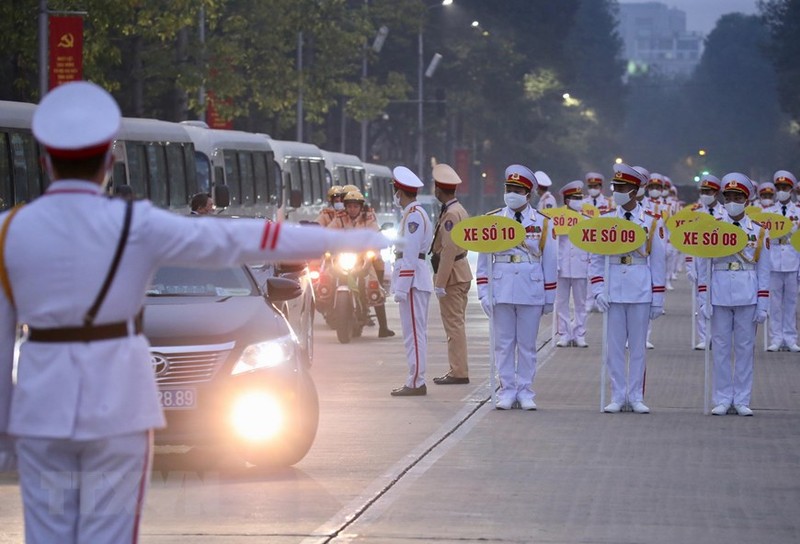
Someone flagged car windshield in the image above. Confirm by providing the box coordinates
[147,266,255,297]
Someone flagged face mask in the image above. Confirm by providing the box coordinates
[504,192,528,210]
[567,199,583,211]
[776,190,791,202]
[760,198,774,208]
[613,190,633,206]
[588,188,601,197]
[393,192,401,208]
[724,202,745,216]
[648,189,662,199]
[699,194,716,206]
[333,202,344,211]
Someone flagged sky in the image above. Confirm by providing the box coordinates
[619,0,760,34]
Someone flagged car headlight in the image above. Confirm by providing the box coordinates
[230,391,283,441]
[231,335,296,375]
[336,252,358,272]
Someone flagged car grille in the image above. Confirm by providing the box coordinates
[149,342,235,386]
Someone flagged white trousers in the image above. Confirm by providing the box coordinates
[606,303,649,404]
[15,430,153,544]
[769,271,798,347]
[711,305,756,406]
[695,290,707,344]
[493,303,543,403]
[555,276,587,340]
[399,288,430,388]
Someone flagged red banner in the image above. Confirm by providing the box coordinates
[49,16,84,90]
[454,148,470,196]
[205,91,233,129]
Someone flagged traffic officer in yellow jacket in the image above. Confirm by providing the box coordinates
[476,164,557,410]
[589,163,666,414]
[697,173,770,416]
[0,82,389,544]
[430,163,472,384]
[390,166,434,396]
[317,185,346,226]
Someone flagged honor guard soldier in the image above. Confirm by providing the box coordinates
[762,170,800,352]
[429,164,473,385]
[697,174,770,416]
[590,163,666,414]
[687,174,727,349]
[757,181,776,211]
[390,166,434,396]
[0,82,388,544]
[584,172,612,213]
[556,180,590,348]
[535,170,557,211]
[317,185,346,226]
[476,164,557,410]
[328,189,395,338]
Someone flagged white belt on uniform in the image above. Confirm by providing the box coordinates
[712,262,755,271]
[493,254,540,264]
[611,256,648,265]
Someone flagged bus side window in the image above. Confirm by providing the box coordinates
[126,143,147,199]
[0,133,10,209]
[183,145,199,195]
[299,159,312,206]
[193,151,211,195]
[238,151,254,206]
[272,162,283,207]
[9,133,32,204]
[145,143,168,207]
[165,143,187,208]
[253,152,268,206]
[357,170,365,193]
[223,150,241,207]
[310,160,324,204]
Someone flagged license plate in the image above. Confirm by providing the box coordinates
[158,387,197,410]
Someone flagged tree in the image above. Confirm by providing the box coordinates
[760,0,800,123]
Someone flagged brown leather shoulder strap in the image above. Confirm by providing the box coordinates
[0,205,25,308]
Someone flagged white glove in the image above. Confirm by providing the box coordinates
[542,303,553,315]
[686,268,697,283]
[753,309,768,324]
[594,293,609,312]
[479,297,492,317]
[393,291,408,303]
[434,287,447,299]
[649,305,663,320]
[700,303,713,321]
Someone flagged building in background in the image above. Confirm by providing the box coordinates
[617,2,704,78]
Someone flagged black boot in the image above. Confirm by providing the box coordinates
[375,304,395,337]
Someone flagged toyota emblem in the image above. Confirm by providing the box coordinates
[151,354,170,377]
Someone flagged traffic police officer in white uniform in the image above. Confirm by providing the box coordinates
[0,82,388,544]
[476,164,557,410]
[697,173,770,416]
[555,180,590,347]
[762,170,800,352]
[686,174,727,349]
[390,166,434,396]
[535,170,557,211]
[590,163,666,414]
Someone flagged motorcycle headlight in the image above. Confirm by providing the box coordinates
[231,335,296,375]
[337,252,359,272]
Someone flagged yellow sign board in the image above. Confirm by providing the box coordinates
[547,206,585,236]
[671,220,747,258]
[745,205,761,217]
[749,212,793,239]
[792,229,800,252]
[581,203,600,218]
[568,217,646,256]
[665,207,714,232]
[451,215,527,253]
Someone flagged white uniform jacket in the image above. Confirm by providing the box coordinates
[589,204,666,306]
[0,181,384,440]
[685,202,727,272]
[392,200,433,295]
[761,202,800,272]
[696,215,771,308]
[557,232,589,278]
[584,193,612,214]
[537,191,557,211]
[476,206,557,306]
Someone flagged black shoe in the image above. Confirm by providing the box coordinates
[433,375,470,385]
[390,384,427,396]
[378,328,395,338]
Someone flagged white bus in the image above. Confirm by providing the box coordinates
[181,122,280,219]
[321,150,366,193]
[266,138,327,223]
[110,117,199,212]
[0,101,46,211]
[363,162,397,226]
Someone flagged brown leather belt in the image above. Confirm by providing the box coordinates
[28,312,143,343]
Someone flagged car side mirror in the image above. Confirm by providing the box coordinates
[266,277,302,302]
[213,184,230,208]
[289,189,303,208]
